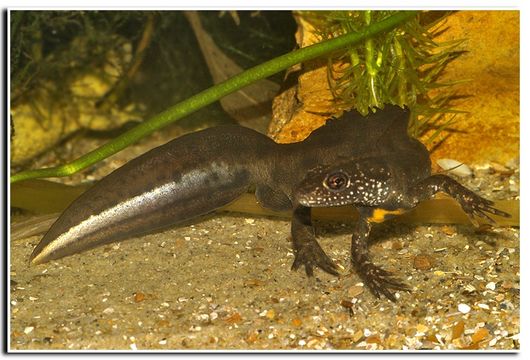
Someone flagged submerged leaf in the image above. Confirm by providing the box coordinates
[186,11,280,133]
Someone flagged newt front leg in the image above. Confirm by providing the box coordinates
[406,174,511,225]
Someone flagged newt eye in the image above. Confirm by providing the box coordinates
[324,172,349,191]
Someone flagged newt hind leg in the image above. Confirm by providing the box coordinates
[407,174,511,225]
[255,185,292,211]
[350,210,409,302]
[290,205,339,277]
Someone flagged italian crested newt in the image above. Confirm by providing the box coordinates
[30,105,510,301]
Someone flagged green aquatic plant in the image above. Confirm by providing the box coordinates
[11,11,418,184]
[302,10,465,138]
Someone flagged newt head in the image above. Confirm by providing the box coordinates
[294,158,395,208]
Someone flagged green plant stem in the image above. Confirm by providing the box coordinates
[10,11,417,184]
[364,11,379,107]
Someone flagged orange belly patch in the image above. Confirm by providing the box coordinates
[367,208,406,223]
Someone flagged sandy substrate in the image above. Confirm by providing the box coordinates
[10,198,519,350]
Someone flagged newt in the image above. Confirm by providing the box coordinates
[29,105,510,301]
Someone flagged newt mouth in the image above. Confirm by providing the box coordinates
[294,188,352,208]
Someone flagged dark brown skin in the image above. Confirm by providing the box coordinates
[30,105,510,301]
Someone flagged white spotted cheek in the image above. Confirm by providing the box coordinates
[350,179,392,206]
[324,185,358,206]
[296,187,328,207]
[296,185,357,207]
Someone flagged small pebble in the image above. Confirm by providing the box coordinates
[298,339,306,346]
[490,162,513,175]
[133,292,145,303]
[441,225,456,236]
[224,312,242,324]
[471,328,489,343]
[244,279,265,287]
[366,335,381,344]
[509,181,519,193]
[485,282,496,291]
[463,284,477,293]
[347,285,364,298]
[24,326,34,334]
[340,299,353,309]
[501,281,514,290]
[352,330,364,342]
[458,303,471,314]
[437,159,472,177]
[103,307,114,315]
[265,309,275,320]
[452,321,465,339]
[197,314,209,322]
[189,325,202,332]
[414,254,433,270]
[292,318,302,327]
[416,324,429,335]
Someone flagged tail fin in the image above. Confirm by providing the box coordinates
[29,126,265,265]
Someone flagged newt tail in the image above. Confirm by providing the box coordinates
[30,125,276,264]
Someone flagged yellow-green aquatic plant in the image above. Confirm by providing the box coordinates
[303,10,465,138]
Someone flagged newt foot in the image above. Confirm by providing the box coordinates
[356,262,409,302]
[291,242,339,277]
